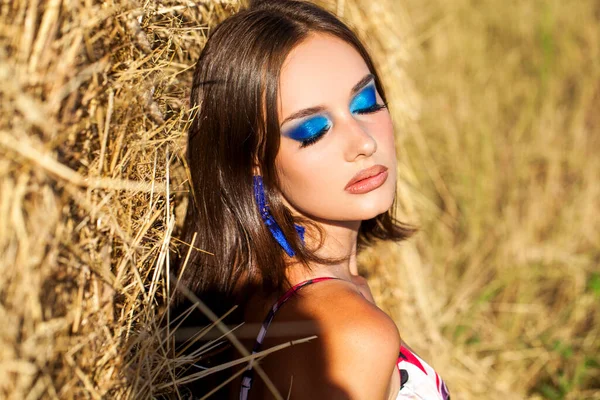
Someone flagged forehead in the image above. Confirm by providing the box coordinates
[278,33,370,115]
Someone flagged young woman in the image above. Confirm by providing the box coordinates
[173,1,450,399]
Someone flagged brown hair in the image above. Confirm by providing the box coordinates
[173,0,414,319]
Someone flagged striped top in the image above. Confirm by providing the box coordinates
[239,276,450,400]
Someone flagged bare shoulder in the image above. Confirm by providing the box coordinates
[305,279,400,342]
[295,279,401,398]
[249,279,401,399]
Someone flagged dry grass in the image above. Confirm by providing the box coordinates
[0,0,598,399]
[378,0,600,398]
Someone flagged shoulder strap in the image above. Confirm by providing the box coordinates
[239,276,341,399]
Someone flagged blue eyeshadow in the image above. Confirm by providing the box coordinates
[284,115,331,142]
[349,83,377,113]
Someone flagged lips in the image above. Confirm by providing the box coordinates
[345,165,388,190]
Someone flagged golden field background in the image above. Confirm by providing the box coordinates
[0,0,598,399]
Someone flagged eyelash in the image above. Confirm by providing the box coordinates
[353,103,387,115]
[299,102,388,148]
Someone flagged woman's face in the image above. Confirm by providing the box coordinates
[274,33,397,225]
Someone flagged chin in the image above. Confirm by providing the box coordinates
[353,197,395,220]
[352,186,396,218]
[361,206,392,220]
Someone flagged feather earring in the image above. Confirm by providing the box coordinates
[252,175,305,256]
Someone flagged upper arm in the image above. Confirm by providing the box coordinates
[309,288,401,399]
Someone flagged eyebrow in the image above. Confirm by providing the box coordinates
[280,73,375,126]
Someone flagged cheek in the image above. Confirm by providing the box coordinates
[370,113,398,191]
[275,142,339,213]
[372,113,397,158]
[276,143,314,194]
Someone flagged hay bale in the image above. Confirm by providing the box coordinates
[0,0,238,398]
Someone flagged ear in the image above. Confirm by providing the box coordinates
[252,154,262,175]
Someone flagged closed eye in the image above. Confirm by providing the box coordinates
[349,83,387,115]
[283,115,332,148]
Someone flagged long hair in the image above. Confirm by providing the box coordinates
[173,0,414,316]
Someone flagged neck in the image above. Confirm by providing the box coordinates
[286,219,361,283]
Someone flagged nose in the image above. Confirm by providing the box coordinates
[342,116,377,161]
